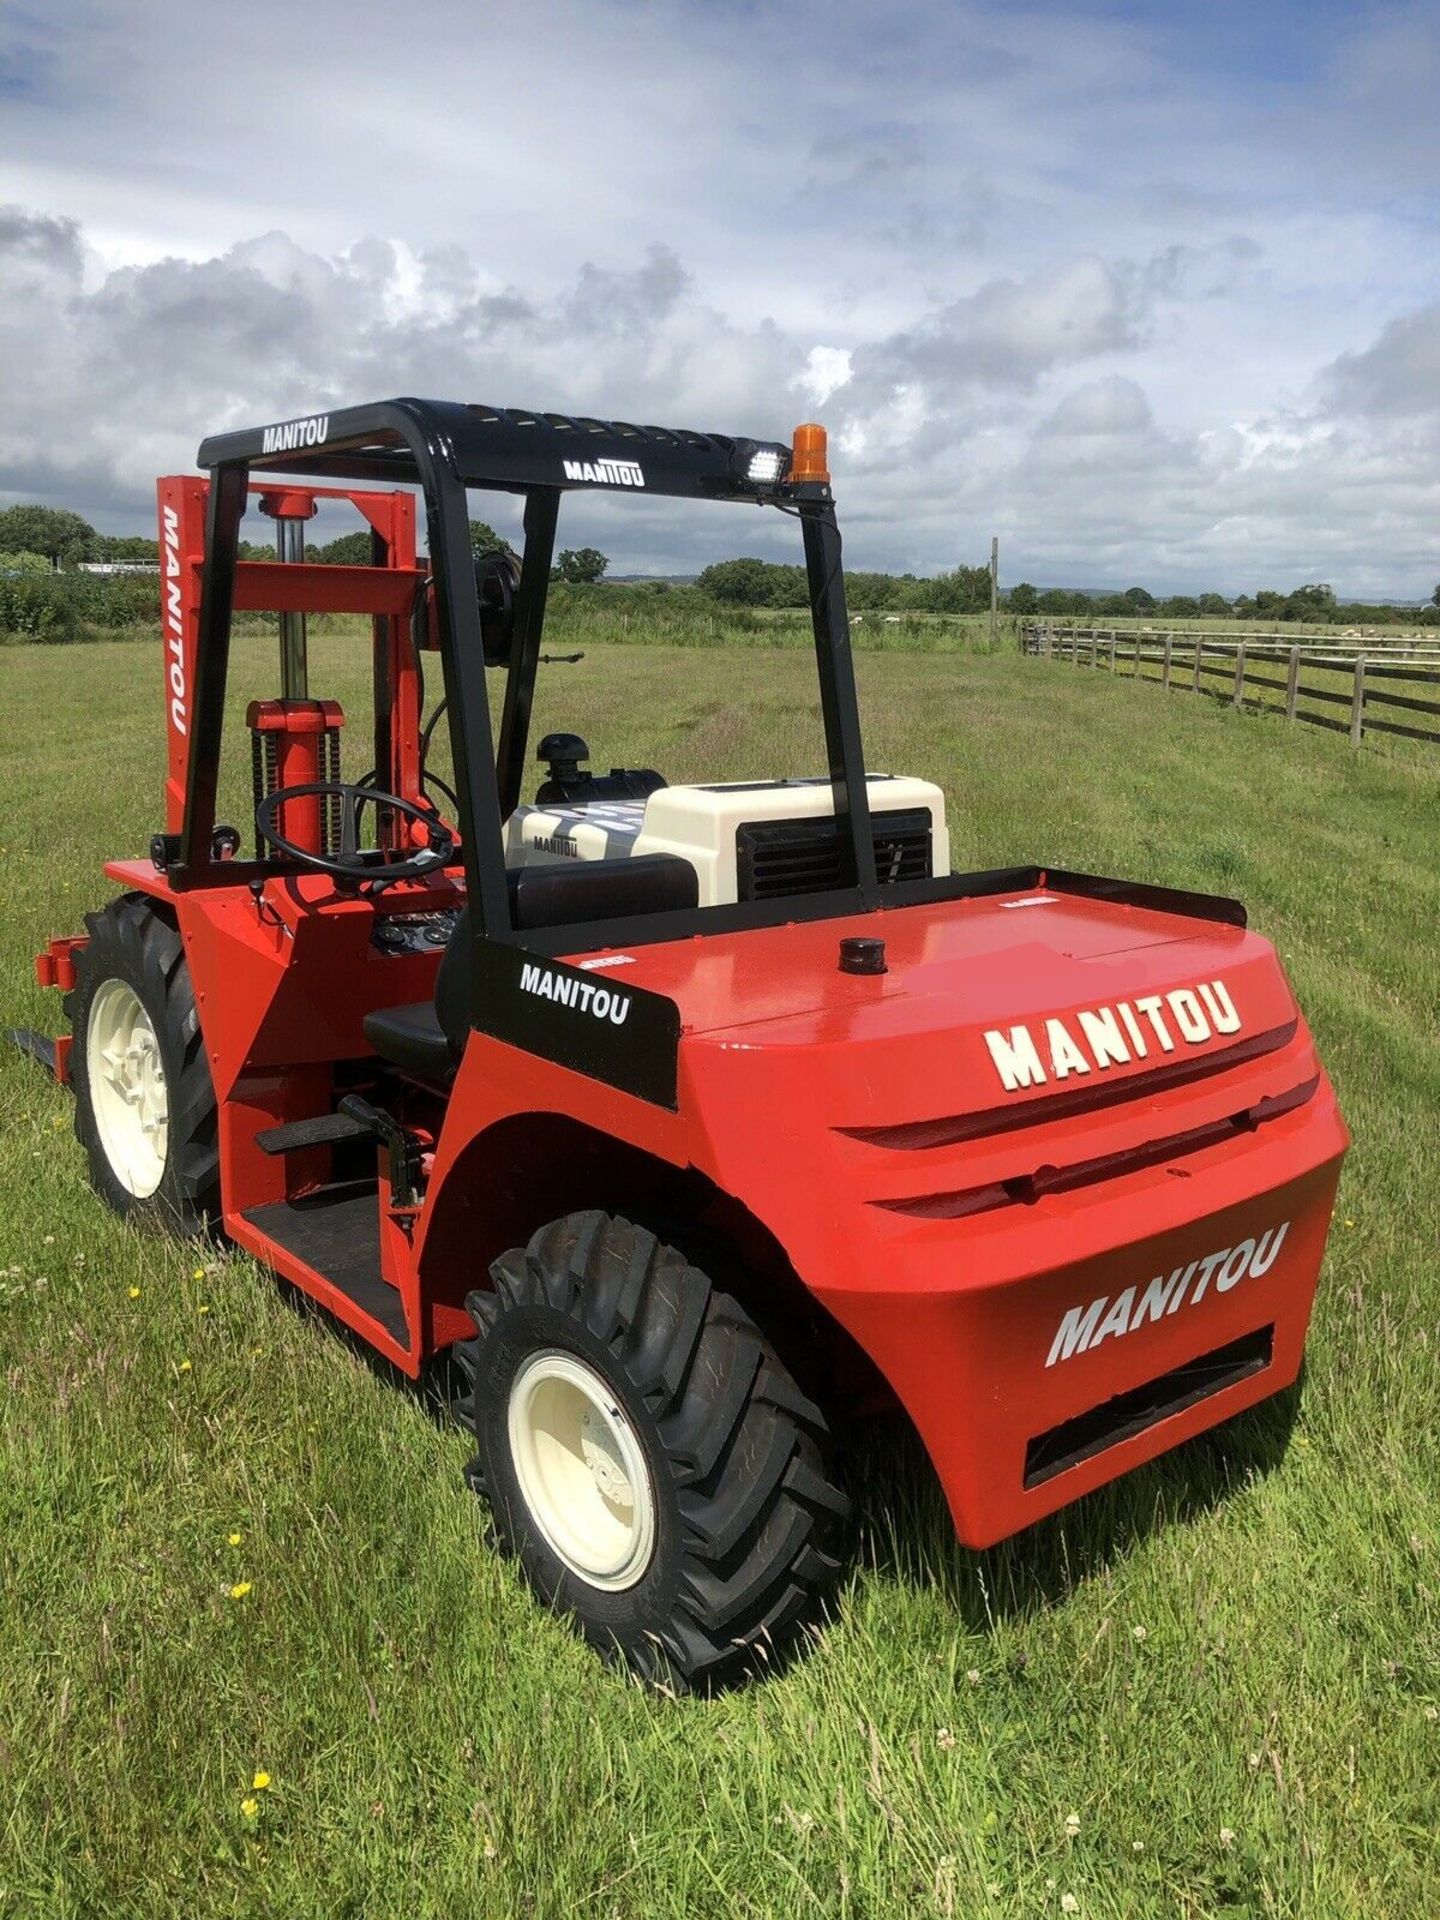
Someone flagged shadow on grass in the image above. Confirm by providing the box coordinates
[271,1275,467,1425]
[849,1380,1303,1635]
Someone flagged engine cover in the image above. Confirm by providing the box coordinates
[504,775,951,906]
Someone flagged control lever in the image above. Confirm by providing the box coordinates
[338,1094,421,1207]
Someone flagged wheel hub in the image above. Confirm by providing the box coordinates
[86,979,169,1198]
[507,1350,657,1591]
[579,1407,634,1506]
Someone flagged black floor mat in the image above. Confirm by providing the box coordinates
[243,1180,409,1346]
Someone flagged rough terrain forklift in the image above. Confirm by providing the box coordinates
[21,400,1348,1689]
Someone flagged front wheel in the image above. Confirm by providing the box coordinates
[65,896,220,1234]
[454,1211,851,1691]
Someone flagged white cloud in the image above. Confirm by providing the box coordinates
[1040,377,1153,438]
[795,347,854,409]
[1324,304,1440,419]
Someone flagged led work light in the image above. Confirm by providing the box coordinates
[728,437,791,493]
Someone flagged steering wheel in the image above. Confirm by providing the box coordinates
[255,782,458,887]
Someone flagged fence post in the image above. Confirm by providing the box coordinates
[1350,657,1367,746]
[1090,632,1098,670]
[1162,633,1173,691]
[1285,647,1300,721]
[1108,632,1117,672]
[1192,636,1203,693]
[1232,641,1247,708]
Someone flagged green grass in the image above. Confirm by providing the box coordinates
[2,632,1438,1919]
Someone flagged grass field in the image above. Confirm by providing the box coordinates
[2,630,1438,1919]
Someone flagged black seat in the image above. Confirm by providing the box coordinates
[361,854,698,1081]
[359,999,455,1082]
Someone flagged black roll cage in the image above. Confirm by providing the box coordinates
[176,398,1247,986]
[177,397,888,945]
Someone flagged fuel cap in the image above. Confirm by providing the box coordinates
[839,936,887,975]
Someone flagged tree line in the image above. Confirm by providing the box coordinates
[3,502,1435,627]
[1004,580,1439,625]
[0,505,609,586]
[700,558,1440,625]
[698,557,996,613]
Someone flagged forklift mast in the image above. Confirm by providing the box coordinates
[156,471,426,860]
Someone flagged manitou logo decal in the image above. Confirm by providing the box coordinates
[562,457,645,487]
[161,504,186,737]
[531,833,580,858]
[1046,1222,1289,1367]
[984,979,1242,1092]
[520,961,631,1025]
[260,414,330,454]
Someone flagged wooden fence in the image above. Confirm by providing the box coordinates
[1019,625,1440,750]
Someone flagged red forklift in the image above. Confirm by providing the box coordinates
[22,400,1348,1689]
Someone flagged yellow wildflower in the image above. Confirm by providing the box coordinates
[193,1267,206,1281]
[252,1770,271,1791]
[228,1531,242,1547]
[229,1581,252,1599]
[127,1286,141,1300]
[178,1360,192,1374]
[240,1796,259,1819]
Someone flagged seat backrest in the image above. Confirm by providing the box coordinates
[433,906,474,1059]
[434,854,700,1057]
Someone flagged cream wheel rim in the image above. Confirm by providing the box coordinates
[86,979,168,1199]
[507,1350,657,1590]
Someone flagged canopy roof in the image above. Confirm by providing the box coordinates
[197,398,796,503]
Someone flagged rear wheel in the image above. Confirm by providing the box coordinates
[66,896,220,1234]
[454,1211,851,1691]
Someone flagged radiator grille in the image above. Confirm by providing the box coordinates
[736,807,932,901]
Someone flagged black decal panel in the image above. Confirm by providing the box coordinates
[471,942,681,1110]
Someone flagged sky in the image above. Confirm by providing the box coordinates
[2,0,1438,594]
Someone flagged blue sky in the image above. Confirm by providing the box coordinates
[2,0,1438,593]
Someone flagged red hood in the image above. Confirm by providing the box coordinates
[583,885,1324,1314]
[590,885,1297,1134]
